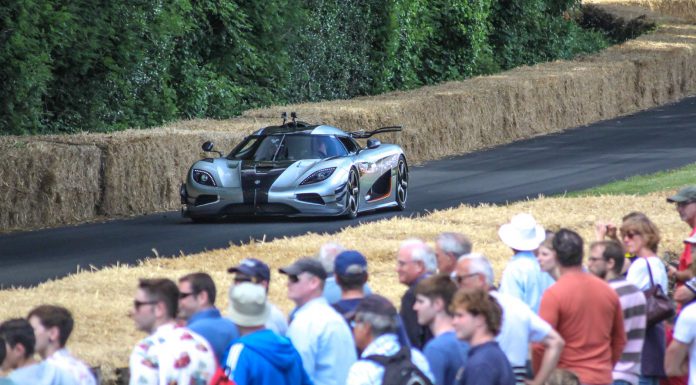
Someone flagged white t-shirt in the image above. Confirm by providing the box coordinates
[673,302,696,385]
[626,256,668,292]
[490,291,552,367]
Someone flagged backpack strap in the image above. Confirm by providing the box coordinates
[364,345,411,366]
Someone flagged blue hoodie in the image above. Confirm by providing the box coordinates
[227,329,313,385]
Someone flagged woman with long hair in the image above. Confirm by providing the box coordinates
[621,212,668,385]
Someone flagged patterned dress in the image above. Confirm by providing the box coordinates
[129,323,216,385]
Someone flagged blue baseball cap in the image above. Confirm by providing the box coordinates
[334,250,368,277]
[228,258,271,282]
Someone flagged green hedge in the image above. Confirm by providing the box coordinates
[0,0,613,135]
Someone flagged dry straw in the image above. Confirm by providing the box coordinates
[587,0,696,23]
[0,191,692,383]
[1,2,696,232]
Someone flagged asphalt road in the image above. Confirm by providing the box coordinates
[2,96,696,288]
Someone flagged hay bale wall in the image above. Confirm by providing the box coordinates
[2,3,696,231]
[0,139,101,231]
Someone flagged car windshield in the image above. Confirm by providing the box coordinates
[227,134,348,161]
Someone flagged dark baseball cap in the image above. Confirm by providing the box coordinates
[667,186,696,203]
[334,250,368,277]
[227,258,271,282]
[279,257,327,280]
[354,295,397,317]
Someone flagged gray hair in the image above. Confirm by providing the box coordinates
[355,311,399,337]
[400,238,437,273]
[317,242,345,274]
[437,232,472,258]
[459,253,494,286]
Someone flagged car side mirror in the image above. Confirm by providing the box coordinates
[202,141,214,152]
[201,141,223,157]
[367,139,381,149]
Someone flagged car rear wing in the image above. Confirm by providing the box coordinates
[349,126,402,139]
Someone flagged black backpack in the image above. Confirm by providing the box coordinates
[365,346,434,385]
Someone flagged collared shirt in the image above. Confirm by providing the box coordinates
[457,341,515,385]
[490,291,551,368]
[499,251,555,313]
[47,348,96,385]
[129,323,216,385]
[188,307,239,364]
[287,296,357,385]
[346,333,434,385]
[267,302,288,336]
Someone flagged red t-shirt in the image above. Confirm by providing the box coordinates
[535,271,626,385]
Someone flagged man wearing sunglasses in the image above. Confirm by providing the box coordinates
[129,278,216,385]
[668,186,696,297]
[227,258,288,336]
[177,272,239,364]
[280,257,357,385]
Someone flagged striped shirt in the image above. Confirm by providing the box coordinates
[608,278,646,385]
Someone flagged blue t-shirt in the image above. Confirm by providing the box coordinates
[457,341,515,385]
[423,331,469,385]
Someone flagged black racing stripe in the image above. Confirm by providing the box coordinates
[240,161,290,205]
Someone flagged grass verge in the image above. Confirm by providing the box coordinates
[568,162,696,196]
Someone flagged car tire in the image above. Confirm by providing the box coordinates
[345,168,360,219]
[396,155,408,210]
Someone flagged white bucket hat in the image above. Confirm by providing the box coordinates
[227,282,270,327]
[498,213,545,251]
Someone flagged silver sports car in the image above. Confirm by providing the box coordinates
[180,114,408,220]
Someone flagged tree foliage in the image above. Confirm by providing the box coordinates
[0,0,612,135]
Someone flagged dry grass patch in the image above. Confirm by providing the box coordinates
[0,191,690,382]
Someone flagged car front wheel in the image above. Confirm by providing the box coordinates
[345,168,359,219]
[396,155,408,210]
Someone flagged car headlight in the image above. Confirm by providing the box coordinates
[193,169,217,187]
[300,167,336,185]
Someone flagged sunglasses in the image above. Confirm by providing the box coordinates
[178,291,196,299]
[133,299,157,310]
[288,274,300,284]
[621,231,641,239]
[677,201,695,208]
[234,276,258,284]
[453,273,478,285]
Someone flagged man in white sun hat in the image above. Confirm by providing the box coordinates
[224,282,311,385]
[498,213,555,313]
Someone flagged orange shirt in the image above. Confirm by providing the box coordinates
[534,271,626,385]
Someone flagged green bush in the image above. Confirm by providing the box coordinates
[0,0,613,135]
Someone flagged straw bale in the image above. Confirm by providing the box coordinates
[0,138,101,232]
[586,0,696,23]
[0,190,692,383]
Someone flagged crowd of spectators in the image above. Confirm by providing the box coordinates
[1,185,696,385]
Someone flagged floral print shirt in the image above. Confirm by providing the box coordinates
[129,323,216,385]
[48,348,97,385]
